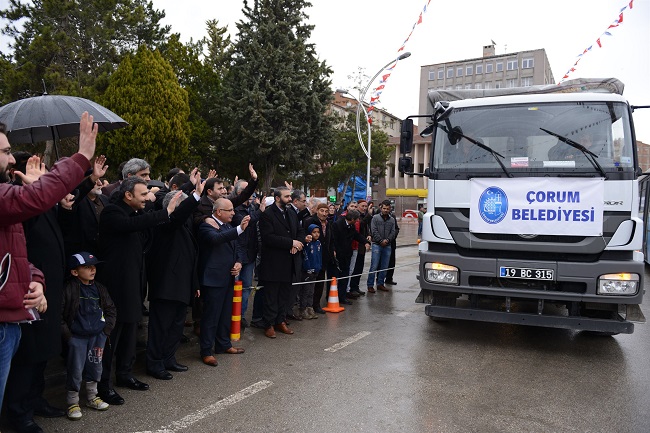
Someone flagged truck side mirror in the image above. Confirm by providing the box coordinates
[398,156,413,174]
[400,118,413,154]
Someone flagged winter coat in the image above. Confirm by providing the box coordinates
[61,277,116,342]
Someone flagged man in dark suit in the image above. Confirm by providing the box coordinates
[331,210,371,304]
[258,187,305,338]
[96,177,183,405]
[145,171,204,380]
[197,198,249,366]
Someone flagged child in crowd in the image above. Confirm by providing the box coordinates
[61,252,116,420]
[300,224,322,320]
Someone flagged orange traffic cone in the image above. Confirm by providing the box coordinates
[322,277,345,313]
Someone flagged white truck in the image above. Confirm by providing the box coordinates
[399,78,646,334]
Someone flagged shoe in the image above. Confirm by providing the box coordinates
[377,285,389,292]
[98,388,124,405]
[340,299,353,305]
[147,369,173,380]
[67,404,82,420]
[347,291,360,299]
[86,397,109,411]
[34,402,66,418]
[385,280,397,285]
[356,289,367,296]
[264,326,277,338]
[241,318,249,330]
[313,306,326,314]
[11,418,45,433]
[166,362,188,372]
[115,376,149,391]
[306,307,318,319]
[224,347,245,354]
[202,355,218,367]
[367,286,376,293]
[274,322,294,335]
[286,313,302,321]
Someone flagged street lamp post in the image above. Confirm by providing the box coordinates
[340,52,412,202]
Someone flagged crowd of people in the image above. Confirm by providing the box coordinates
[0,115,401,433]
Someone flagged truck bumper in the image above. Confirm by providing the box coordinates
[425,305,634,334]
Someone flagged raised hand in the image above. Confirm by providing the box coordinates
[166,191,183,215]
[240,215,251,231]
[59,193,75,210]
[207,169,217,179]
[14,155,46,185]
[91,155,108,182]
[78,111,98,161]
[284,180,293,190]
[189,167,199,185]
[195,173,206,196]
[249,163,258,181]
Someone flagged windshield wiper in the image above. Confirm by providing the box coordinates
[439,124,512,177]
[540,127,607,179]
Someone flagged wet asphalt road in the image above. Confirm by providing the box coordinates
[10,244,650,433]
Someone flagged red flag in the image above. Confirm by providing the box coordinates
[417,12,423,24]
[563,74,569,79]
[375,84,385,91]
[630,0,634,9]
[619,13,623,23]
[596,38,602,48]
[382,73,391,81]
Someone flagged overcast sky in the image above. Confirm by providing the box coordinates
[0,0,647,142]
[149,0,649,143]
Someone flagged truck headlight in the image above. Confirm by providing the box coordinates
[597,273,639,295]
[424,263,458,285]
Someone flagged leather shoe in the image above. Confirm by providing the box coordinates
[377,284,389,292]
[202,355,218,367]
[115,376,149,391]
[264,326,276,338]
[10,418,44,433]
[367,286,376,293]
[274,322,294,335]
[166,362,188,372]
[34,403,66,418]
[313,306,326,314]
[347,291,360,299]
[97,388,124,405]
[340,299,353,305]
[147,369,173,380]
[224,347,245,354]
[385,280,397,285]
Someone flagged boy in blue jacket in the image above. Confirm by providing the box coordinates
[300,224,322,319]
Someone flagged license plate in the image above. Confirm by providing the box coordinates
[499,266,554,280]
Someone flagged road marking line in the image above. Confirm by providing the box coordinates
[134,380,273,433]
[324,331,371,353]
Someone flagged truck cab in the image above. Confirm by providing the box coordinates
[401,78,646,334]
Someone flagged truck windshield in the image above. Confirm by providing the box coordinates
[432,101,634,176]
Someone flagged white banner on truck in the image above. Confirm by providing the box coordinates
[469,177,604,236]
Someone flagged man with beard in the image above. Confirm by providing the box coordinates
[97,177,184,405]
[348,200,372,297]
[0,113,97,433]
[258,187,305,338]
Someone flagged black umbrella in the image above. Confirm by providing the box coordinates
[0,94,128,145]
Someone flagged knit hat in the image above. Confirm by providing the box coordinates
[307,224,320,234]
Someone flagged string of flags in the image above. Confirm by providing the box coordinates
[559,0,634,84]
[365,0,431,120]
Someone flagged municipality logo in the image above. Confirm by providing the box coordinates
[478,186,508,224]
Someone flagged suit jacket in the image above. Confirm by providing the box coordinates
[332,217,370,262]
[259,204,305,284]
[98,200,171,322]
[197,218,246,288]
[146,195,200,304]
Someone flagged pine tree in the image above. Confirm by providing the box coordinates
[221,0,334,189]
[99,46,190,175]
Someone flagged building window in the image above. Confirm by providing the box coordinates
[496,62,503,72]
[476,64,483,74]
[485,63,493,73]
[521,77,532,87]
[438,69,444,80]
[457,67,463,77]
[455,85,463,90]
[465,84,472,89]
[447,68,453,78]
[484,82,491,89]
[495,81,502,89]
[506,79,517,88]
[466,65,473,76]
[428,71,435,80]
[506,59,517,71]
[475,83,483,89]
[522,58,534,69]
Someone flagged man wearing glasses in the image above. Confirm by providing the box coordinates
[197,198,249,366]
